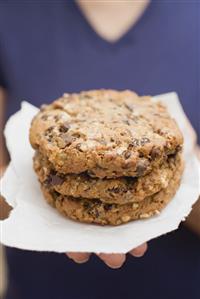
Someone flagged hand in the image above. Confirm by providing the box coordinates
[66,242,147,269]
[0,165,7,178]
[0,165,12,220]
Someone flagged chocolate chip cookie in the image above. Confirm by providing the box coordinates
[40,160,184,225]
[30,90,183,178]
[34,150,182,205]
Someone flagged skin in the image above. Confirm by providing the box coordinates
[67,243,148,268]
[1,0,200,269]
[77,0,150,42]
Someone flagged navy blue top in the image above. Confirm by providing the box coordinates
[0,1,200,299]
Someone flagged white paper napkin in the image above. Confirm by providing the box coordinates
[1,93,199,253]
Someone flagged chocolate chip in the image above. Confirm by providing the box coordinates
[83,202,90,209]
[50,169,57,175]
[46,126,54,133]
[57,134,75,148]
[129,138,140,148]
[124,150,131,159]
[72,132,81,138]
[150,147,161,159]
[50,174,64,185]
[59,122,70,133]
[133,138,140,146]
[108,187,121,194]
[51,190,61,200]
[140,137,150,146]
[123,120,130,125]
[41,114,48,121]
[138,152,145,158]
[124,103,134,112]
[125,176,137,185]
[54,115,61,122]
[43,177,52,187]
[76,143,83,152]
[75,142,88,152]
[167,145,182,158]
[136,160,148,176]
[88,204,100,217]
[45,126,54,136]
[44,169,64,186]
[104,204,113,211]
[87,170,95,177]
[94,209,100,218]
[175,145,182,153]
[70,196,79,203]
[167,152,176,159]
[130,115,140,123]
[129,138,150,148]
[47,136,53,142]
[61,135,75,147]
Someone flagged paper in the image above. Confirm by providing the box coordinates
[1,93,199,253]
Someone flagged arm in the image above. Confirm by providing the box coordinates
[184,142,200,235]
[0,87,11,219]
[185,197,200,236]
[0,87,9,170]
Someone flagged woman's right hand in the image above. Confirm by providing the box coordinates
[66,242,148,269]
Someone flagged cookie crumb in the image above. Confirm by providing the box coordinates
[132,203,139,209]
[140,213,151,219]
[121,215,131,222]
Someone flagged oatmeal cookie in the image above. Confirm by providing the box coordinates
[30,90,183,178]
[34,151,182,205]
[40,160,184,225]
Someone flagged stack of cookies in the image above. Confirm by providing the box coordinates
[30,90,184,225]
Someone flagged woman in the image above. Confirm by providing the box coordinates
[0,1,199,299]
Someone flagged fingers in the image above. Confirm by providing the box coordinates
[129,242,148,257]
[98,253,126,269]
[66,243,148,267]
[66,252,90,263]
[97,243,147,269]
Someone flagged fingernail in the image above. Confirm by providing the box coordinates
[132,252,145,257]
[73,258,89,264]
[133,254,144,257]
[104,262,123,269]
[105,262,123,269]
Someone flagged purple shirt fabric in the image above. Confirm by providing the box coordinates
[0,1,199,298]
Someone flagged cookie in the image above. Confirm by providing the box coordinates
[30,90,183,178]
[34,150,182,205]
[40,160,184,225]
